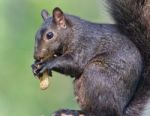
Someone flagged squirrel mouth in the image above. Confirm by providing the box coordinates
[36,54,58,64]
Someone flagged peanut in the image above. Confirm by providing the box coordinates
[39,72,49,90]
[36,64,50,90]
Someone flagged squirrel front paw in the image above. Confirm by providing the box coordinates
[35,62,52,77]
[31,61,52,77]
[31,63,38,76]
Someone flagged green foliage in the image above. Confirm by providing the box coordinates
[0,0,111,116]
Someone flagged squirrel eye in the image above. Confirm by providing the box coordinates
[46,32,54,40]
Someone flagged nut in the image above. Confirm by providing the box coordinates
[39,72,49,90]
[34,64,50,90]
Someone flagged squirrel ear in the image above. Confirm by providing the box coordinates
[52,7,67,29]
[41,9,49,21]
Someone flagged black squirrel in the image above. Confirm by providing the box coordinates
[31,0,150,115]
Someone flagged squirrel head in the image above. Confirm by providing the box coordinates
[34,7,72,61]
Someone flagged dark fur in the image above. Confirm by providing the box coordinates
[107,0,150,115]
[32,0,150,116]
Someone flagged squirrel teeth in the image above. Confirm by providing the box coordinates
[40,59,43,62]
[54,54,57,57]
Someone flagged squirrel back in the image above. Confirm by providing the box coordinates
[107,0,150,115]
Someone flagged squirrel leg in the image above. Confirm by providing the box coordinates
[52,109,90,116]
[74,62,132,116]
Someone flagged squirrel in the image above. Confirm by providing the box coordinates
[31,0,150,115]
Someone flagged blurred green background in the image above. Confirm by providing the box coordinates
[0,0,112,116]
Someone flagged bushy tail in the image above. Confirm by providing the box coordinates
[107,0,150,115]
[107,0,150,63]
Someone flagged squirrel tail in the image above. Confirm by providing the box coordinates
[107,0,150,64]
[107,0,150,115]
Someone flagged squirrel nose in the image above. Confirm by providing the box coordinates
[34,54,39,60]
[34,53,44,61]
